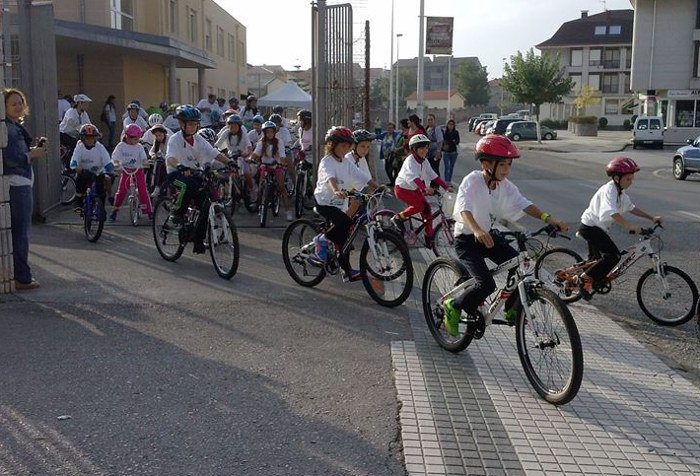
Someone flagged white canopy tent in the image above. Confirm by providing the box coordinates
[257,81,312,108]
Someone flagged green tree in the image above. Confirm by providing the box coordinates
[396,69,417,113]
[501,49,573,141]
[371,76,390,108]
[455,61,490,106]
[573,85,601,115]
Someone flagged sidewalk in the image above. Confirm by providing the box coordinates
[516,130,632,154]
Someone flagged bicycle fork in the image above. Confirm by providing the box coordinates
[651,254,672,299]
[208,205,230,246]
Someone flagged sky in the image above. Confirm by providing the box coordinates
[221,0,633,79]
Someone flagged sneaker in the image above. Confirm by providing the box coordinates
[442,298,461,337]
[15,278,40,290]
[342,269,362,283]
[572,274,594,301]
[109,211,118,222]
[390,215,405,234]
[150,186,160,199]
[313,234,328,261]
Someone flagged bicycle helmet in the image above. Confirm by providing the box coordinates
[246,94,256,102]
[223,108,236,117]
[127,102,140,112]
[227,114,243,125]
[268,113,283,126]
[149,123,168,135]
[175,104,202,122]
[297,109,312,121]
[262,120,277,132]
[73,93,92,103]
[124,124,143,139]
[252,114,265,124]
[408,134,431,149]
[273,105,284,114]
[353,129,376,143]
[79,123,102,139]
[169,103,180,111]
[325,126,355,143]
[606,157,639,176]
[210,109,222,124]
[148,113,164,126]
[197,128,217,143]
[474,134,520,161]
[131,99,141,106]
[229,97,239,104]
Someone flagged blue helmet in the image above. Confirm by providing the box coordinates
[210,108,222,123]
[227,114,243,125]
[262,120,277,132]
[252,114,265,124]
[175,104,202,122]
[197,127,217,143]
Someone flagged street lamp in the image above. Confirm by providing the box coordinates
[395,33,403,125]
[500,57,506,117]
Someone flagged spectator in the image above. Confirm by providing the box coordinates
[196,93,222,128]
[406,114,426,155]
[57,91,71,124]
[389,119,410,184]
[101,95,117,149]
[2,88,47,289]
[441,119,460,183]
[380,122,399,184]
[425,113,444,177]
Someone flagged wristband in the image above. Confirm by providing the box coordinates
[540,212,550,222]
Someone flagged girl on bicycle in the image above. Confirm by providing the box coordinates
[348,129,375,180]
[251,120,293,221]
[247,114,265,145]
[215,114,254,194]
[69,124,113,212]
[390,134,454,247]
[109,124,152,221]
[148,123,169,199]
[313,126,381,282]
[442,135,567,337]
[575,157,662,296]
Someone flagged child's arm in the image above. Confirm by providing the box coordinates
[460,210,494,248]
[611,212,641,235]
[523,204,568,232]
[630,207,662,224]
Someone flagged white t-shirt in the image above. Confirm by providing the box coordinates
[253,137,285,165]
[215,129,252,156]
[70,141,112,173]
[59,108,91,135]
[122,115,149,132]
[58,99,71,123]
[396,154,437,191]
[217,124,248,139]
[163,115,180,132]
[239,106,258,123]
[314,154,372,208]
[580,180,635,231]
[277,126,293,146]
[344,151,372,190]
[112,141,147,169]
[299,127,313,152]
[196,99,221,127]
[142,127,172,148]
[166,130,221,173]
[453,170,532,237]
[247,128,262,145]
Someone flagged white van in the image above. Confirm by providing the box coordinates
[633,116,664,149]
[479,113,498,121]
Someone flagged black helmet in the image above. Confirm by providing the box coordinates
[297,109,312,121]
[268,113,283,126]
[353,129,376,143]
[175,104,202,122]
[273,105,284,114]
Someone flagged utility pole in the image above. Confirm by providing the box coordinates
[446,53,452,122]
[388,0,394,124]
[416,0,425,120]
[0,7,14,294]
[365,20,370,130]
[396,33,403,125]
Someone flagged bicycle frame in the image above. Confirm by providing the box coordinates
[607,236,658,280]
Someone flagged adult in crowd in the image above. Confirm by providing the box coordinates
[2,88,47,289]
[379,122,399,184]
[101,95,117,149]
[406,114,426,144]
[425,113,443,177]
[441,119,460,183]
[122,102,149,131]
[120,99,148,120]
[57,91,71,124]
[59,93,92,167]
[196,93,221,128]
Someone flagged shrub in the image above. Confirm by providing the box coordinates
[598,117,608,129]
[569,115,597,124]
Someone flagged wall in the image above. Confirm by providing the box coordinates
[0,39,13,293]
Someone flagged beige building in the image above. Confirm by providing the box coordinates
[405,90,465,110]
[53,0,246,136]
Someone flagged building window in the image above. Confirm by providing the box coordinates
[676,100,695,127]
[695,42,700,77]
[601,74,619,94]
[594,25,606,35]
[589,49,602,67]
[228,34,235,62]
[588,74,600,91]
[609,25,621,35]
[169,0,178,34]
[238,40,246,65]
[570,49,583,67]
[110,0,134,31]
[621,98,634,115]
[188,8,197,43]
[190,82,198,103]
[605,100,619,115]
[622,73,631,93]
[603,48,620,69]
[205,19,212,51]
[217,26,224,57]
[625,47,632,69]
[570,74,582,92]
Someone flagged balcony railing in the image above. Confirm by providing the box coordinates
[601,84,620,94]
[603,60,621,69]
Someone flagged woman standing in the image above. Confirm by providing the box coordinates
[2,88,47,289]
[425,113,443,177]
[441,119,460,183]
[102,95,117,149]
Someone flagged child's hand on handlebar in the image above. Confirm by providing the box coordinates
[333,190,348,199]
[652,215,663,225]
[549,218,568,233]
[424,187,435,196]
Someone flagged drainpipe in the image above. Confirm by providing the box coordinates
[647,0,657,115]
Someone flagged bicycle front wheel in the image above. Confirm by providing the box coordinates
[282,218,326,287]
[431,221,456,258]
[534,248,585,303]
[60,174,76,205]
[259,184,269,227]
[515,287,583,405]
[152,197,185,262]
[637,265,699,326]
[208,205,240,279]
[128,195,140,226]
[84,197,105,243]
[294,174,305,218]
[422,257,473,353]
[360,230,413,308]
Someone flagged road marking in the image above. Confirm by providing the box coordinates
[676,210,700,222]
[653,168,671,178]
[578,182,599,190]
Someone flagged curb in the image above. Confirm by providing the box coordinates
[518,142,631,153]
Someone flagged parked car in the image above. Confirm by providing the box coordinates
[672,136,700,180]
[468,116,481,132]
[479,113,498,121]
[472,118,489,134]
[491,118,523,135]
[633,116,664,149]
[505,121,557,141]
[477,120,495,135]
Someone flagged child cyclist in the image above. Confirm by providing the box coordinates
[247,114,265,145]
[147,123,169,199]
[250,120,293,221]
[70,123,113,213]
[215,114,255,195]
[442,135,568,336]
[313,126,382,282]
[109,124,153,221]
[390,134,455,247]
[348,129,375,178]
[575,157,662,297]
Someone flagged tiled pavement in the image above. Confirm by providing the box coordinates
[392,249,700,476]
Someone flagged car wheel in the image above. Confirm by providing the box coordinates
[511,134,521,141]
[673,158,689,180]
[544,133,553,140]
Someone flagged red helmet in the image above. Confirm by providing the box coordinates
[124,124,143,139]
[606,157,639,176]
[325,126,355,144]
[475,134,520,161]
[79,123,102,139]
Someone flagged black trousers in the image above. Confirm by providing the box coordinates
[577,224,621,282]
[384,158,396,185]
[453,233,519,313]
[316,204,353,272]
[75,171,107,199]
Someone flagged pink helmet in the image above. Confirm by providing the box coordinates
[124,124,143,139]
[606,157,639,176]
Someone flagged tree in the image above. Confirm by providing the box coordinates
[501,49,573,142]
[573,85,601,116]
[455,61,490,106]
[396,69,417,113]
[370,76,390,108]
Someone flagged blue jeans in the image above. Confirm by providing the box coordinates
[107,121,116,149]
[9,185,33,283]
[442,151,458,183]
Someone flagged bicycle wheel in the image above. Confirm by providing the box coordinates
[534,248,585,303]
[636,265,699,326]
[128,194,139,226]
[273,186,281,217]
[294,174,305,218]
[84,196,105,243]
[282,218,326,287]
[152,197,185,261]
[208,205,240,280]
[360,230,413,307]
[515,287,583,405]
[431,221,456,258]
[259,184,269,227]
[422,257,473,352]
[60,174,76,205]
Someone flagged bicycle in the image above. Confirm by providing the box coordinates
[282,188,414,308]
[82,173,107,243]
[290,144,316,218]
[59,144,77,205]
[222,151,257,216]
[422,225,583,405]
[121,167,148,226]
[534,224,699,326]
[257,161,291,227]
[376,190,456,257]
[152,166,240,280]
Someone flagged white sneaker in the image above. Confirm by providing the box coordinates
[286,210,294,221]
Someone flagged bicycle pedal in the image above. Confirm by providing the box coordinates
[465,312,486,340]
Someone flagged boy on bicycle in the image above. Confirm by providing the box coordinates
[575,157,662,298]
[70,123,113,213]
[443,135,568,336]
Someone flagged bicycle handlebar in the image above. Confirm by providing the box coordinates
[631,222,663,236]
[493,224,568,241]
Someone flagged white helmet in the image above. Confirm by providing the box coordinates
[148,113,164,126]
[73,94,92,103]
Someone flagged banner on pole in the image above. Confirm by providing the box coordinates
[425,17,453,55]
